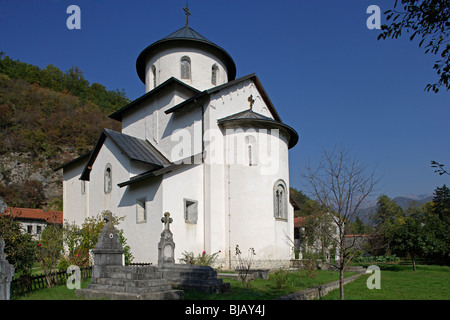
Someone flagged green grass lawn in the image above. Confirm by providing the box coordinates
[15,269,351,300]
[15,264,449,300]
[322,264,450,300]
[15,278,92,300]
[184,269,355,300]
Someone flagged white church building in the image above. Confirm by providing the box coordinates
[57,15,299,270]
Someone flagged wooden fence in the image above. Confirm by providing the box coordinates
[12,266,92,297]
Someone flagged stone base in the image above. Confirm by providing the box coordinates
[235,268,270,280]
[159,264,230,294]
[76,265,183,300]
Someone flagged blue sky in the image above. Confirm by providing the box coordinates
[0,0,449,201]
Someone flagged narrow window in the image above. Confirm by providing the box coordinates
[104,164,112,194]
[184,199,198,223]
[136,198,146,224]
[211,64,218,85]
[274,180,287,220]
[245,135,257,166]
[27,225,33,234]
[81,180,85,194]
[180,56,191,79]
[151,65,156,88]
[36,225,42,235]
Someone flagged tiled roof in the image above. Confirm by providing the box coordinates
[217,109,274,122]
[104,129,170,166]
[217,108,299,149]
[80,129,171,181]
[294,217,307,228]
[2,208,63,224]
[136,25,236,83]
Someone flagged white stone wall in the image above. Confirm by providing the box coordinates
[62,159,89,225]
[144,47,229,92]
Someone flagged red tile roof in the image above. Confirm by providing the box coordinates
[294,217,306,228]
[2,207,63,225]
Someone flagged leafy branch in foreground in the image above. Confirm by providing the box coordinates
[431,160,450,175]
[377,0,450,93]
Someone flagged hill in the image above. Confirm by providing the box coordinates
[0,53,127,210]
[391,194,433,210]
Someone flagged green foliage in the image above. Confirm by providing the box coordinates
[353,254,400,263]
[0,52,130,112]
[271,268,290,289]
[36,225,64,287]
[0,53,128,208]
[371,186,450,266]
[372,194,404,227]
[0,213,37,276]
[377,0,450,92]
[179,250,221,266]
[62,212,134,267]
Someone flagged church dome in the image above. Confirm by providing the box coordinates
[136,25,237,92]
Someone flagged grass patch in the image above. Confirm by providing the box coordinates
[15,278,92,300]
[184,269,355,300]
[322,264,450,300]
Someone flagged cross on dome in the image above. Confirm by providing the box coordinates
[183,2,191,27]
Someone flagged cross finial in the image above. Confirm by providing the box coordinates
[183,1,191,27]
[248,95,255,110]
[161,212,173,232]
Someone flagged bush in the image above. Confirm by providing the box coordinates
[179,250,220,266]
[272,268,290,289]
[353,254,400,263]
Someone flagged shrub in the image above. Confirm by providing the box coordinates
[179,250,220,266]
[272,268,290,289]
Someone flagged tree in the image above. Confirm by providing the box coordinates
[302,145,379,300]
[430,185,450,263]
[62,211,134,267]
[372,194,404,227]
[387,207,429,271]
[36,224,64,287]
[378,0,450,93]
[0,212,37,277]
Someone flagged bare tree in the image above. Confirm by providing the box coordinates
[302,145,379,300]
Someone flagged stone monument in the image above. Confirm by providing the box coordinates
[0,237,15,300]
[91,211,124,279]
[76,211,183,300]
[156,213,230,294]
[158,212,175,267]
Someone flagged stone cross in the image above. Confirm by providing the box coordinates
[248,95,255,110]
[104,210,113,224]
[158,212,175,266]
[161,212,173,232]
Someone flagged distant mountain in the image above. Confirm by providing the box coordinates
[392,194,433,210]
[356,193,434,223]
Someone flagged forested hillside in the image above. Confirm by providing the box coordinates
[0,53,127,209]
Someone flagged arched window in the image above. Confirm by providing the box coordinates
[180,56,191,79]
[245,134,257,166]
[211,64,218,85]
[104,164,112,194]
[151,65,157,88]
[274,180,287,219]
